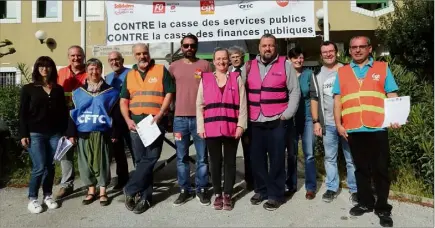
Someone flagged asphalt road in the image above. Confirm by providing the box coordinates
[0,134,433,227]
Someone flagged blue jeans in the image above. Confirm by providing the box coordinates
[124,130,163,202]
[250,120,287,202]
[286,118,317,192]
[323,125,357,193]
[28,132,61,199]
[173,117,208,193]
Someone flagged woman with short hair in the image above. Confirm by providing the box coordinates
[67,58,122,206]
[196,47,247,210]
[19,56,68,213]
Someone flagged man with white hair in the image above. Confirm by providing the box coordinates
[105,51,133,190]
[120,43,175,214]
[228,46,254,191]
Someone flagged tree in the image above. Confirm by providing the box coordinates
[375,0,434,80]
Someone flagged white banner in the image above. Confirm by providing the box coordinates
[106,0,316,45]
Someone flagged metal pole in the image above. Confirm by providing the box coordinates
[323,0,329,41]
[80,0,87,59]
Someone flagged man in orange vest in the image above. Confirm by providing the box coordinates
[332,36,400,227]
[120,43,175,214]
[56,45,87,199]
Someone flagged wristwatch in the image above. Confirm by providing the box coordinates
[313,119,319,124]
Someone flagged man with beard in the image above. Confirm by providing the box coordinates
[246,34,300,211]
[121,43,175,214]
[228,46,254,191]
[105,51,134,191]
[56,45,88,198]
[170,34,212,206]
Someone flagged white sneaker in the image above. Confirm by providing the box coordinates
[28,200,43,214]
[44,196,59,209]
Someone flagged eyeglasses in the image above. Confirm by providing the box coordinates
[350,45,369,50]
[321,50,335,55]
[182,44,197,49]
[109,58,122,62]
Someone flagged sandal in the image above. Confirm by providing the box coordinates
[99,194,110,206]
[82,194,96,205]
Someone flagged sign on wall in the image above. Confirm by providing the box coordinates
[105,0,316,45]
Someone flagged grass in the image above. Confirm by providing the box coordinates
[390,165,433,199]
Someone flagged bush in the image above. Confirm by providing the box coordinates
[0,86,31,184]
[376,0,434,80]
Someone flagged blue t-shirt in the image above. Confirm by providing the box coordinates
[332,57,399,133]
[295,68,313,121]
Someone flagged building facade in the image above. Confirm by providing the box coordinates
[0,0,394,86]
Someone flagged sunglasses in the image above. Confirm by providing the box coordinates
[182,44,197,49]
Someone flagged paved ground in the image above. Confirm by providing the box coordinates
[0,134,433,227]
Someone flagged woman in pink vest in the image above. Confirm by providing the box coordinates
[196,47,247,211]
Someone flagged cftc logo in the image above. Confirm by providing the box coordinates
[238,1,253,10]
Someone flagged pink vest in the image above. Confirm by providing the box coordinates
[202,72,240,138]
[247,56,288,121]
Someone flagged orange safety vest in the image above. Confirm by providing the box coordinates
[126,65,165,115]
[338,61,387,130]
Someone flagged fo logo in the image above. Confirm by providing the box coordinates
[276,0,289,7]
[153,2,166,14]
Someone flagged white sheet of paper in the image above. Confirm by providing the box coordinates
[54,137,73,161]
[381,96,411,127]
[136,114,162,147]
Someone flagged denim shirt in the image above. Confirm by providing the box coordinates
[295,68,313,122]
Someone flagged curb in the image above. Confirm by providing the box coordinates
[388,190,434,208]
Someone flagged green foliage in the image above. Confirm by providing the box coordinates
[0,85,30,183]
[17,62,32,84]
[375,0,434,80]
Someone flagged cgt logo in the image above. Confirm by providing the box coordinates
[200,0,215,15]
[276,0,289,7]
[153,2,166,14]
[238,1,253,10]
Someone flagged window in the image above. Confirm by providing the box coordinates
[32,0,62,23]
[74,1,105,22]
[356,0,388,11]
[351,0,394,17]
[0,67,21,87]
[0,1,21,24]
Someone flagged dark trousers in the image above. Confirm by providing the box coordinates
[112,133,133,183]
[347,131,392,213]
[241,124,254,187]
[250,120,287,202]
[206,136,239,195]
[124,128,163,203]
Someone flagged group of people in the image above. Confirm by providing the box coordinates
[19,33,399,227]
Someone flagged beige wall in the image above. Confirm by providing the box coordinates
[0,0,390,80]
[314,1,381,31]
